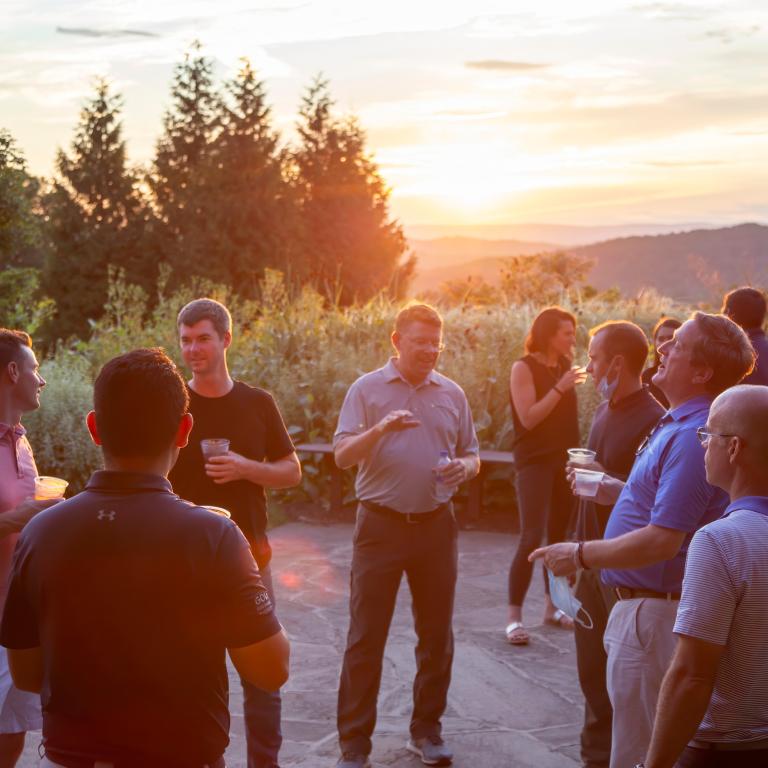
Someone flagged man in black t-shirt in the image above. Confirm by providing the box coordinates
[169,299,301,768]
[571,322,665,768]
[0,348,290,768]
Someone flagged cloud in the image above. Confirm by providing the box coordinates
[631,3,709,22]
[704,25,760,45]
[643,160,727,167]
[56,26,160,39]
[465,59,549,72]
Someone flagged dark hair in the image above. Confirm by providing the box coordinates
[691,312,756,396]
[394,303,443,334]
[589,321,650,376]
[652,316,682,342]
[177,298,232,338]
[721,287,767,330]
[93,348,189,457]
[0,329,31,370]
[525,307,576,354]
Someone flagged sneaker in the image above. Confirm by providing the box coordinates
[336,752,372,768]
[406,735,454,766]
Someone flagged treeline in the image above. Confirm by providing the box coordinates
[0,42,413,342]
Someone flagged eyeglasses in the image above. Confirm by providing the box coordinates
[402,336,446,352]
[696,427,736,446]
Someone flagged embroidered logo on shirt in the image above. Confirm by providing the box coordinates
[97,510,117,522]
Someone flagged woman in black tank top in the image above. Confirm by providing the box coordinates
[505,307,584,645]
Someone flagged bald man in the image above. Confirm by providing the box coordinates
[643,385,768,768]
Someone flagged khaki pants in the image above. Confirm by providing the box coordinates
[603,597,679,768]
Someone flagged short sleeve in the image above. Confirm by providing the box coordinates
[213,524,282,649]
[333,380,368,445]
[456,392,479,458]
[0,536,39,650]
[674,528,734,646]
[261,392,295,462]
[650,427,714,531]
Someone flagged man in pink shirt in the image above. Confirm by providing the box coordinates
[0,329,56,766]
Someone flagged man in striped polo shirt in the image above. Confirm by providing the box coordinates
[643,385,768,768]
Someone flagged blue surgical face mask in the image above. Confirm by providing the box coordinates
[598,358,620,402]
[547,568,594,629]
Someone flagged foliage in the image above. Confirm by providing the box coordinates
[290,76,413,303]
[499,251,595,305]
[0,267,55,336]
[29,269,687,504]
[42,79,153,340]
[0,129,46,268]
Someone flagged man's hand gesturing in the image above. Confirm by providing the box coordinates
[376,410,421,434]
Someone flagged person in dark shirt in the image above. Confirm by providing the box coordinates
[641,318,681,409]
[572,321,665,768]
[722,286,768,385]
[506,307,585,645]
[169,299,301,768]
[0,348,289,768]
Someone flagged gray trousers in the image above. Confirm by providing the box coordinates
[337,504,458,756]
[604,597,679,768]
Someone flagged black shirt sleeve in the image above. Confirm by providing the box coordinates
[261,392,295,462]
[213,524,282,649]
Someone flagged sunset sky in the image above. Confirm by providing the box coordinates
[3,0,768,230]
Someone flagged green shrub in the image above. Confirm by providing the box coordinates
[29,270,687,504]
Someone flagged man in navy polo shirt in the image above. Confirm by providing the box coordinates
[0,348,290,768]
[531,312,755,768]
[644,385,768,768]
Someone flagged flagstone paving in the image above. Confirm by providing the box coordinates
[19,522,583,767]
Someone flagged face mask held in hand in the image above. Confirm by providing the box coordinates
[547,568,594,630]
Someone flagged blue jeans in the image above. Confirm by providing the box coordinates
[241,563,282,768]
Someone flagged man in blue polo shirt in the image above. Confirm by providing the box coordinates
[644,385,768,768]
[0,349,290,768]
[531,312,755,768]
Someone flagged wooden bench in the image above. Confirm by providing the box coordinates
[295,443,515,517]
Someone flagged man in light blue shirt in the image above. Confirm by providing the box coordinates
[645,385,768,768]
[531,312,755,768]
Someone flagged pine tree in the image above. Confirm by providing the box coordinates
[291,76,412,304]
[150,41,222,282]
[43,79,150,340]
[204,58,299,296]
[0,129,45,268]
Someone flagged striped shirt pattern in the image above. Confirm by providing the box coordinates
[675,506,768,743]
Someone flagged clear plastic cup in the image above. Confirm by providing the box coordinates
[34,476,68,500]
[200,439,230,460]
[568,448,597,465]
[203,505,231,518]
[573,469,604,498]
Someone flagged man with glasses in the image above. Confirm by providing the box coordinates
[333,303,480,768]
[531,312,755,768]
[643,385,768,768]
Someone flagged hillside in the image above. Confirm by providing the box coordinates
[409,223,768,301]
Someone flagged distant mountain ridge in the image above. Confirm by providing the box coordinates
[409,223,768,301]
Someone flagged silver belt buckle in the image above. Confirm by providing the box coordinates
[405,512,419,524]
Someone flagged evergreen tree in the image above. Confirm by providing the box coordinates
[0,129,45,268]
[291,76,412,304]
[43,79,150,340]
[204,58,299,296]
[150,41,222,282]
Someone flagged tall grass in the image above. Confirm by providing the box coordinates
[24,271,688,501]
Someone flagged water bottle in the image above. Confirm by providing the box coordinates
[434,450,452,502]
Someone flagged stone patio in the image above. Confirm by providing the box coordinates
[19,522,583,767]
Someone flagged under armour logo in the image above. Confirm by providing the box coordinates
[97,510,116,522]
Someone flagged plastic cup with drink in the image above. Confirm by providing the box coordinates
[567,448,597,466]
[201,439,230,461]
[572,468,604,499]
[34,476,68,501]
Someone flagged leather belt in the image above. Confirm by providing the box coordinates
[361,499,449,524]
[690,738,768,752]
[614,586,681,601]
